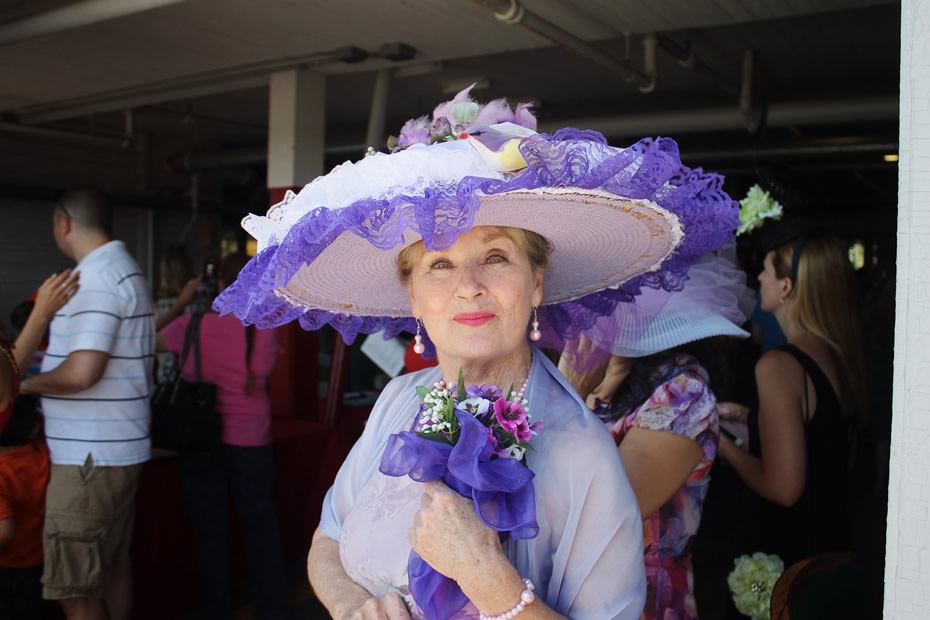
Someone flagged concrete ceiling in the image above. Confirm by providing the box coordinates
[0,0,898,112]
[0,0,902,209]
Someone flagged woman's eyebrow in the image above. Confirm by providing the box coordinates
[480,231,509,244]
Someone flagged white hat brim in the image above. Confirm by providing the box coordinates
[276,187,683,317]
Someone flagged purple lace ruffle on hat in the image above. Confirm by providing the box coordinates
[214,130,738,347]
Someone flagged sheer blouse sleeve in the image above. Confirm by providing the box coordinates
[318,369,437,541]
[509,353,647,619]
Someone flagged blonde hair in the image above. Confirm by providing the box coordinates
[396,226,551,284]
[773,236,867,423]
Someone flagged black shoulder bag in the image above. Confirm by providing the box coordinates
[151,313,220,452]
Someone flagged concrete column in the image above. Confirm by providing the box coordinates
[268,68,325,195]
[365,69,392,150]
[884,1,930,617]
[266,69,326,420]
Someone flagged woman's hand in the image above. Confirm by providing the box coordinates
[409,481,504,584]
[718,401,749,421]
[558,334,608,400]
[584,355,632,411]
[338,593,411,620]
[176,275,202,309]
[32,270,80,320]
[13,270,80,372]
[158,276,203,331]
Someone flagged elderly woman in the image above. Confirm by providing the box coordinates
[214,91,737,619]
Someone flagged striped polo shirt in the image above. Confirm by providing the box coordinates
[41,240,154,466]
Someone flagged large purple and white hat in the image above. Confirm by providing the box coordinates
[214,91,739,345]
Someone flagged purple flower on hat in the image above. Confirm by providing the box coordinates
[513,102,537,131]
[398,116,430,148]
[467,384,503,401]
[475,98,515,126]
[429,116,452,141]
[493,398,532,444]
[432,84,476,126]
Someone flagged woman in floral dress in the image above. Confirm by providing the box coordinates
[561,251,754,619]
[604,356,719,619]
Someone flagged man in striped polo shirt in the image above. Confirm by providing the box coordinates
[21,188,153,620]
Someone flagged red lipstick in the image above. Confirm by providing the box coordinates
[453,312,495,327]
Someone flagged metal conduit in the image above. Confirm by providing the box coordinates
[168,135,898,174]
[471,0,655,91]
[0,121,127,148]
[11,47,362,124]
[536,97,898,137]
[0,0,185,47]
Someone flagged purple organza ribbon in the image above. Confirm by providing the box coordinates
[378,410,538,619]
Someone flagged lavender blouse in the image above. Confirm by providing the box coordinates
[319,348,646,619]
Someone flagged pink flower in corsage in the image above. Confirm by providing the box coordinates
[493,398,533,444]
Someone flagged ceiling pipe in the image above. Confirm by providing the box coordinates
[537,96,898,137]
[680,140,898,164]
[0,120,127,148]
[171,139,896,174]
[167,96,899,173]
[472,0,655,91]
[10,46,369,124]
[654,35,740,98]
[0,0,185,47]
[168,143,369,173]
[167,147,268,173]
[169,136,897,176]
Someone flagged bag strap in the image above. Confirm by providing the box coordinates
[178,313,204,382]
[244,325,255,395]
[191,313,205,383]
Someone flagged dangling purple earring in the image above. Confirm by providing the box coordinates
[529,307,541,342]
[413,319,426,354]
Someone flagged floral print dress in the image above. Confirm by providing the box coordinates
[605,356,719,620]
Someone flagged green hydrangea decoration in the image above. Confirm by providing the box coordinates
[738,184,784,236]
[727,552,784,619]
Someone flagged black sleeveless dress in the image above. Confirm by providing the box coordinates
[743,344,853,568]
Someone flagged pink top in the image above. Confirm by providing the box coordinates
[162,313,277,447]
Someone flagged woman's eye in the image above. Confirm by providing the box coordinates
[486,254,507,264]
[429,260,451,270]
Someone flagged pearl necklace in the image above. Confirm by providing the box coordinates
[430,376,530,402]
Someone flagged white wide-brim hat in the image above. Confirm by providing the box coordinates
[216,128,738,344]
[587,247,755,358]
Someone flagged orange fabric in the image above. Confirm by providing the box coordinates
[0,339,19,432]
[0,441,50,567]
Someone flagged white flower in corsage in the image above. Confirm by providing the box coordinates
[738,184,784,236]
[727,552,784,619]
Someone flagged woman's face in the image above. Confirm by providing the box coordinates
[407,227,544,366]
[758,251,789,312]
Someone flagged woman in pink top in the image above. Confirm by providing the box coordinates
[158,253,289,620]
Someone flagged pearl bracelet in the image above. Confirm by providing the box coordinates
[479,578,536,620]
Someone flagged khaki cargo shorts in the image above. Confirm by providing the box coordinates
[42,455,143,600]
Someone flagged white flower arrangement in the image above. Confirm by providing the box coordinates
[738,184,784,236]
[727,552,784,619]
[411,371,541,460]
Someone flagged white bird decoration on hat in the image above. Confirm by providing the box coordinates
[459,122,536,173]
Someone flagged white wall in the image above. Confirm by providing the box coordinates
[884,0,930,617]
